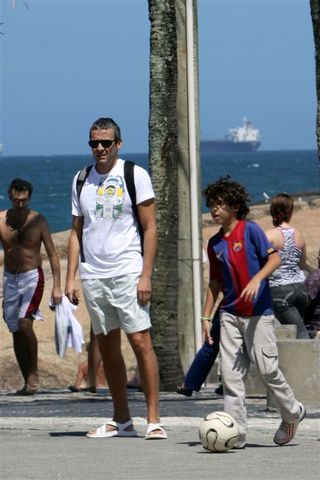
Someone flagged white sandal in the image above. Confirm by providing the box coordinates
[145,422,167,440]
[87,419,137,438]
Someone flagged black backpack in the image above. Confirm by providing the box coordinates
[76,160,144,261]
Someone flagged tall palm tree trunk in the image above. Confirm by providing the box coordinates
[310,0,320,160]
[148,0,184,390]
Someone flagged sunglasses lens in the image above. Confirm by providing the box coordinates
[88,140,114,149]
[102,140,114,148]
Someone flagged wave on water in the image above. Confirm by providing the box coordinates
[48,193,68,197]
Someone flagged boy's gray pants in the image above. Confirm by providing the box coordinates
[219,312,300,437]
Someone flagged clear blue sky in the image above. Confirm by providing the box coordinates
[0,0,317,155]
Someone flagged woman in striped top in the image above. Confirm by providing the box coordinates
[265,194,311,339]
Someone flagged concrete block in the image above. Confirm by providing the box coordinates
[267,339,320,406]
[274,325,297,340]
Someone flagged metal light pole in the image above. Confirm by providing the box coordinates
[185,0,202,352]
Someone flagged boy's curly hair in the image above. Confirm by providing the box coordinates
[203,175,251,219]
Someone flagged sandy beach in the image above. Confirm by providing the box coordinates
[0,199,319,391]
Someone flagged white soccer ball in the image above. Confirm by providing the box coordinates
[199,411,239,453]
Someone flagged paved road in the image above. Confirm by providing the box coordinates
[0,386,319,480]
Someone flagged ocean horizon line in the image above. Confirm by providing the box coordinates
[0,147,318,158]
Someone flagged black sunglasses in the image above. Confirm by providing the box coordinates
[88,139,115,149]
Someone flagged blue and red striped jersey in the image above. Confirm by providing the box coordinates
[208,219,275,317]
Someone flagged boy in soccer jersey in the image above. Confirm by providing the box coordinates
[201,176,305,448]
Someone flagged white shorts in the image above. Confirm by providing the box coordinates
[3,268,44,333]
[82,272,151,335]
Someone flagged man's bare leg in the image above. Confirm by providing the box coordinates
[86,327,101,388]
[13,318,38,393]
[91,328,133,433]
[127,330,160,425]
[13,331,30,384]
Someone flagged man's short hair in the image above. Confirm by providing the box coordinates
[89,117,122,143]
[8,178,33,197]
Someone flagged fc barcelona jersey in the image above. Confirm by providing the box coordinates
[207,219,275,317]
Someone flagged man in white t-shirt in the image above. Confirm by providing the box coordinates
[65,118,166,440]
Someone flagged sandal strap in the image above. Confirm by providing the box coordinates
[94,423,107,436]
[105,420,117,429]
[106,419,133,432]
[146,422,164,435]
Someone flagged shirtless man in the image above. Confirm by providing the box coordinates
[0,178,62,394]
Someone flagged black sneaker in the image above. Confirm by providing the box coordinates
[68,385,97,393]
[176,386,193,397]
[214,384,223,395]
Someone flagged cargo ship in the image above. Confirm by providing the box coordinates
[201,118,261,153]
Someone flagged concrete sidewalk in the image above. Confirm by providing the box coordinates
[0,386,319,480]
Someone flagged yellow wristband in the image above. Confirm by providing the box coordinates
[200,316,211,322]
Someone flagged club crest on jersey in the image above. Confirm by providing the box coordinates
[233,241,243,252]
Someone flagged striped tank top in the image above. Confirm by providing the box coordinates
[269,227,305,287]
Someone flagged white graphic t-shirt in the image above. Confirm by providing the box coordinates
[71,158,154,279]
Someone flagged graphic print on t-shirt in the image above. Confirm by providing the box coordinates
[95,175,124,220]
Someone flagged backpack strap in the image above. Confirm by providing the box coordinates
[76,165,93,262]
[124,160,144,256]
[76,165,93,199]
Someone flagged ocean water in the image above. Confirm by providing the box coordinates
[0,150,319,233]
